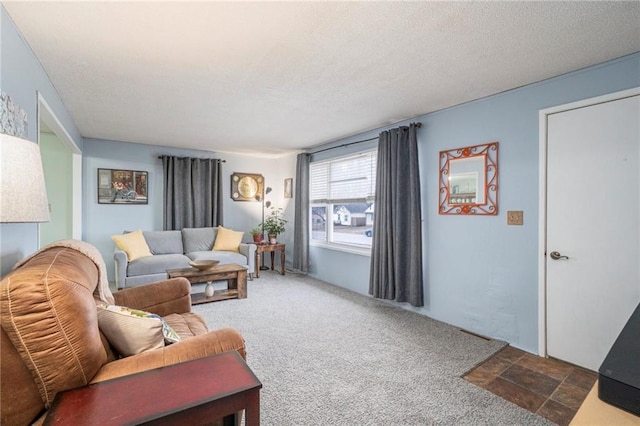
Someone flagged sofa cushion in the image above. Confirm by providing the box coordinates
[163,313,208,338]
[187,250,249,267]
[97,305,181,356]
[143,230,183,255]
[213,226,244,252]
[127,254,191,277]
[112,230,152,261]
[182,227,218,253]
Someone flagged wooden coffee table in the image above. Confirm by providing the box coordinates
[167,263,247,305]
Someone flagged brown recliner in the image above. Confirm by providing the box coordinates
[0,245,246,425]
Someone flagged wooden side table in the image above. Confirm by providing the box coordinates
[254,243,285,278]
[44,351,262,425]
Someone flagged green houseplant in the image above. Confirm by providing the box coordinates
[262,207,287,243]
[250,226,263,243]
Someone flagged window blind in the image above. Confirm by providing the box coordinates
[310,150,377,203]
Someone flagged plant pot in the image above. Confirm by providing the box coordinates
[253,234,263,243]
[268,234,277,244]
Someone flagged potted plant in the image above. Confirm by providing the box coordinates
[262,207,287,244]
[250,227,263,243]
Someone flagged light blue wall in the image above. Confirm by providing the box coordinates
[3,2,638,353]
[0,7,83,277]
[309,53,640,353]
[83,138,297,281]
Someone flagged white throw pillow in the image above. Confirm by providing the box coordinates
[97,305,180,356]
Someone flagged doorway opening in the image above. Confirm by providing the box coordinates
[37,93,82,246]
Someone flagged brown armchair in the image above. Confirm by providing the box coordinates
[0,245,245,425]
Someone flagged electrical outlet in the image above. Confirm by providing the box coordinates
[507,210,523,225]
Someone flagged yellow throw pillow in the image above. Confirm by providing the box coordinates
[212,226,244,252]
[111,230,152,261]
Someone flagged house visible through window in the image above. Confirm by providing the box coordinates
[310,149,376,249]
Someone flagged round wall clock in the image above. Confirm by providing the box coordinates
[231,172,264,201]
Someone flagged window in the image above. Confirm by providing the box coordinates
[310,149,376,250]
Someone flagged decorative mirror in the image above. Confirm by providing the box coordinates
[439,142,498,215]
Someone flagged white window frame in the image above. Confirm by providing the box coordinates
[309,149,376,256]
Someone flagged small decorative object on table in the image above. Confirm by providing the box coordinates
[189,260,220,271]
[250,227,263,243]
[188,261,221,297]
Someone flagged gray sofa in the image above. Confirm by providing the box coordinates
[114,227,256,289]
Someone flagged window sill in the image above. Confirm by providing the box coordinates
[310,241,371,257]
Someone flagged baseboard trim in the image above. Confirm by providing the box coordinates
[459,328,492,341]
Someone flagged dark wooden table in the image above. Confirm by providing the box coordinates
[44,351,262,425]
[254,243,285,278]
[167,263,247,305]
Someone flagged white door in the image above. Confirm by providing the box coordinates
[546,92,640,371]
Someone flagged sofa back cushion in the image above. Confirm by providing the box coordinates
[0,247,108,409]
[128,253,192,277]
[182,227,218,253]
[144,230,183,255]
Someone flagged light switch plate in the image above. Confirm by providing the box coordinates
[507,210,523,225]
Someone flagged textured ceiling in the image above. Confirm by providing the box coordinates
[3,2,640,157]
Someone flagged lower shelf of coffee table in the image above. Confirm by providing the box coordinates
[191,289,239,305]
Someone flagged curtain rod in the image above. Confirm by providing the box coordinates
[157,155,225,163]
[308,122,422,156]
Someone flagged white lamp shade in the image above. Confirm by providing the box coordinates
[1,134,50,223]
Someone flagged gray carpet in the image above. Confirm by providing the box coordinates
[192,272,552,425]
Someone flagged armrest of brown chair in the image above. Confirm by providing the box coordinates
[90,328,246,383]
[112,278,192,316]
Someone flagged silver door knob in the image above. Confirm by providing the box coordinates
[550,251,569,260]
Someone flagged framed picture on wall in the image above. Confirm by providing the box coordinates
[98,168,148,204]
[284,178,293,198]
[230,172,264,201]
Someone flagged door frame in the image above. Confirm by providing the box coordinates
[537,86,640,357]
[37,92,83,242]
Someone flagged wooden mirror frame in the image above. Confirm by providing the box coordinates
[439,142,498,215]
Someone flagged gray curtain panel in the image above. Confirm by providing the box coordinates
[161,156,223,230]
[369,123,424,307]
[292,153,310,272]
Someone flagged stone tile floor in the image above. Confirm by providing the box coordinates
[463,346,598,425]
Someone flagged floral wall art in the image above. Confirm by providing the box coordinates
[0,92,28,138]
